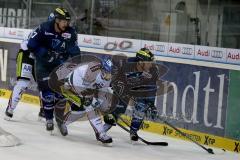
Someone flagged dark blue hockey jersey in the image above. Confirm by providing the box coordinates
[27,20,81,79]
[126,57,159,88]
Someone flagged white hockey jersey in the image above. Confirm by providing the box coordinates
[66,61,111,97]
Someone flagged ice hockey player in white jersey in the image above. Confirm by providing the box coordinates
[4,39,42,120]
[56,56,113,144]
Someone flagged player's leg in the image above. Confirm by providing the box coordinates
[87,109,113,144]
[39,88,55,132]
[5,50,33,120]
[130,97,155,141]
[55,87,87,134]
[64,102,86,125]
[83,97,112,144]
[54,93,68,136]
[5,80,31,119]
[38,100,45,120]
[97,91,118,132]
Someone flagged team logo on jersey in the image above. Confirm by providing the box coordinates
[23,64,32,72]
[62,32,71,39]
[52,39,61,48]
[93,82,104,89]
[21,63,33,79]
[61,42,66,48]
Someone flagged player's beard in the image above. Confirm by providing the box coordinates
[56,22,66,32]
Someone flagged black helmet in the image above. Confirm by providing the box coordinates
[54,7,71,20]
[136,48,154,61]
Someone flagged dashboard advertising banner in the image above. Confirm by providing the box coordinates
[155,62,229,137]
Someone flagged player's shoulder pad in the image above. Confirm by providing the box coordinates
[68,26,77,32]
[88,61,101,72]
[39,21,54,33]
[83,61,101,83]
[64,27,77,35]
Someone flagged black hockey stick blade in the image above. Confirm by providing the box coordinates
[138,136,168,146]
[162,120,215,154]
[206,148,214,154]
[116,121,168,146]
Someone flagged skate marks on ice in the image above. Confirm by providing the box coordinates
[0,126,21,147]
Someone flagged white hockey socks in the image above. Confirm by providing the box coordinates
[7,79,30,111]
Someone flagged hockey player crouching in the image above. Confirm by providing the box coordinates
[109,48,168,142]
[52,56,114,144]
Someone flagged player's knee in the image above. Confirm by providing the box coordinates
[40,91,55,110]
[55,93,66,109]
[16,79,31,91]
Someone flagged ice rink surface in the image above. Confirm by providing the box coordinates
[0,98,239,160]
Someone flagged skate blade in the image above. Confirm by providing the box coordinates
[97,141,113,147]
[49,131,54,136]
[4,116,12,121]
[130,140,138,145]
[46,129,54,136]
[103,143,112,147]
[58,130,68,137]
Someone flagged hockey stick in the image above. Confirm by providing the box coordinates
[160,119,215,154]
[111,91,168,146]
[117,116,168,146]
[128,98,216,154]
[113,90,216,153]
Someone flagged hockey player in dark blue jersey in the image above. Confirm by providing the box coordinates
[109,48,167,142]
[126,49,156,141]
[27,7,81,133]
[4,13,57,121]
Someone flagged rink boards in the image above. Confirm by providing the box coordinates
[0,34,240,153]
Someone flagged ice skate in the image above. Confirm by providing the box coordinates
[130,130,139,144]
[46,120,54,135]
[96,132,113,146]
[38,108,45,121]
[56,121,68,136]
[4,107,13,121]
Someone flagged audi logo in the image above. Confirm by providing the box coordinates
[182,47,193,55]
[155,45,165,52]
[104,40,132,51]
[93,38,101,45]
[211,50,223,59]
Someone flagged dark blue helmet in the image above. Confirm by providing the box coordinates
[101,57,112,73]
[48,12,55,21]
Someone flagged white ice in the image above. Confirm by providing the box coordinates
[0,98,239,160]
